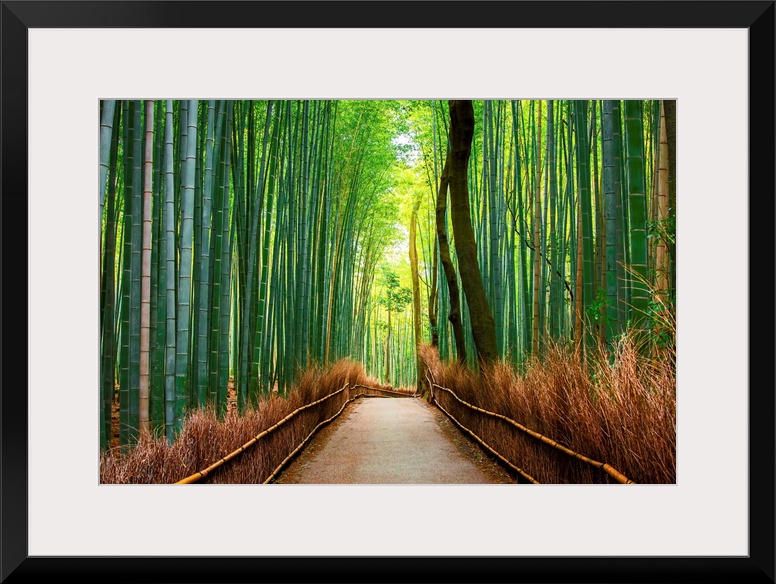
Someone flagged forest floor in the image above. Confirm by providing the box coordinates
[273,396,514,484]
[108,384,514,485]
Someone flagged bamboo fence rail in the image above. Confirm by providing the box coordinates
[175,383,350,484]
[432,386,540,484]
[176,383,404,484]
[427,375,635,484]
[351,384,416,397]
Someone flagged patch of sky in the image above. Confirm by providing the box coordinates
[392,132,421,166]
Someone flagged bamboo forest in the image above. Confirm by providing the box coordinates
[99,99,676,485]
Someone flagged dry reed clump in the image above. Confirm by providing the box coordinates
[100,359,387,484]
[418,330,676,484]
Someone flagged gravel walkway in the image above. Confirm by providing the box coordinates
[274,396,514,484]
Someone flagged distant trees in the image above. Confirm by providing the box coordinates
[378,269,413,385]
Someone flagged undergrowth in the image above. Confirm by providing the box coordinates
[419,328,676,484]
[100,359,387,484]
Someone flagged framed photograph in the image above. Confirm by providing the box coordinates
[7,1,773,582]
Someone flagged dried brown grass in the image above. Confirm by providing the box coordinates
[419,330,676,484]
[100,359,387,484]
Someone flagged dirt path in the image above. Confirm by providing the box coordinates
[274,397,514,484]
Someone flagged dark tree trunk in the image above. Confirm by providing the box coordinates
[429,243,439,348]
[436,154,467,364]
[448,100,498,367]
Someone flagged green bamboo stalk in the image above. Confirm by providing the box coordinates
[195,100,216,408]
[495,101,507,355]
[511,100,529,358]
[208,101,226,410]
[239,100,273,408]
[573,100,595,352]
[246,102,263,398]
[218,101,234,414]
[264,103,289,393]
[294,101,311,371]
[99,100,117,228]
[232,103,249,367]
[283,102,298,392]
[190,102,205,404]
[116,101,131,446]
[306,101,327,362]
[253,103,283,395]
[591,101,605,344]
[612,100,629,325]
[655,100,670,299]
[100,102,121,450]
[410,198,423,389]
[558,106,573,341]
[485,100,504,356]
[151,100,166,434]
[624,100,649,332]
[126,100,143,444]
[602,101,620,341]
[532,100,544,356]
[139,99,154,435]
[175,99,199,433]
[546,100,561,341]
[163,100,177,443]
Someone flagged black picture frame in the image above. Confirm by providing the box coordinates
[3,1,773,582]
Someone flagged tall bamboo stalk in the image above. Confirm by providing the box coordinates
[603,100,619,342]
[195,100,216,408]
[655,100,670,299]
[99,100,117,228]
[532,100,543,355]
[238,101,273,408]
[139,100,154,434]
[410,198,422,389]
[163,100,177,442]
[100,102,120,450]
[624,100,649,333]
[127,100,143,443]
[175,99,199,432]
